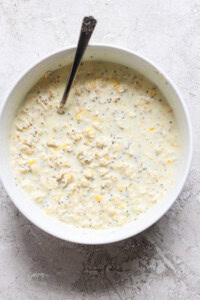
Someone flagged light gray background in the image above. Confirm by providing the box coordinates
[0,0,199,299]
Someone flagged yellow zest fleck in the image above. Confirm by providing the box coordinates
[93,116,102,122]
[109,211,116,216]
[118,185,124,192]
[171,180,174,184]
[120,204,126,209]
[161,124,164,128]
[123,103,127,107]
[167,159,172,163]
[87,128,94,133]
[100,136,104,141]
[76,114,81,121]
[79,110,88,115]
[28,159,35,165]
[149,127,155,131]
[86,139,92,143]
[150,90,156,96]
[73,215,79,221]
[141,120,144,124]
[105,157,110,161]
[45,180,50,185]
[94,194,102,202]
[116,86,121,93]
[128,185,133,189]
[53,148,59,152]
[60,143,68,148]
[45,211,49,215]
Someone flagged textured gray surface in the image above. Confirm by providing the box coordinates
[0,0,199,299]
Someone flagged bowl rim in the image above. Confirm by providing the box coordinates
[0,43,193,244]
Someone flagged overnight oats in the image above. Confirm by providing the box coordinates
[9,61,180,229]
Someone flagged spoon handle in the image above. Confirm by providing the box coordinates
[58,16,97,114]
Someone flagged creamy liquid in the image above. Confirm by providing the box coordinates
[10,61,180,229]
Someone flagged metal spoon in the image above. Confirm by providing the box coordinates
[57,16,97,114]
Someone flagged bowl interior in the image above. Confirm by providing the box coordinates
[0,45,192,244]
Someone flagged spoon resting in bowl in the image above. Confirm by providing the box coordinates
[57,16,97,114]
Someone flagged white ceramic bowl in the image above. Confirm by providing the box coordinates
[0,45,192,244]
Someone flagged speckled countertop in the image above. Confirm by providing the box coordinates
[0,1,200,299]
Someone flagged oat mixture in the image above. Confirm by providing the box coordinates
[10,61,180,229]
